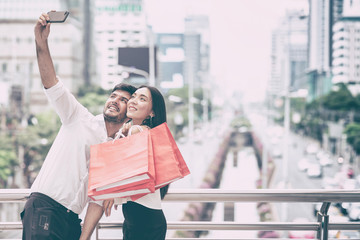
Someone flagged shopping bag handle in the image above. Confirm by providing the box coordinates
[113,129,126,142]
[127,125,143,136]
[112,125,143,143]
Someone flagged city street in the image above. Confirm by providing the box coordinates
[247,109,344,223]
[206,146,260,238]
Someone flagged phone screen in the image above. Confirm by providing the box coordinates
[47,11,69,23]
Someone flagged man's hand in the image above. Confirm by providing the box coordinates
[34,12,51,48]
[34,11,58,89]
[103,199,117,217]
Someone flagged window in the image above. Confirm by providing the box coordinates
[2,63,7,72]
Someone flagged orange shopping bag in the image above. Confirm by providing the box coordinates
[150,123,190,189]
[88,129,155,200]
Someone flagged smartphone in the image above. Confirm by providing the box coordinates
[47,11,69,23]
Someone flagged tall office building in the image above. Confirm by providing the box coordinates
[94,0,148,89]
[307,0,339,100]
[332,0,360,94]
[156,33,185,89]
[269,11,308,98]
[184,15,210,87]
[0,0,83,114]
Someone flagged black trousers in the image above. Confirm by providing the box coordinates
[122,201,167,240]
[20,192,82,240]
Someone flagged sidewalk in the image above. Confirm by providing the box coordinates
[206,146,260,238]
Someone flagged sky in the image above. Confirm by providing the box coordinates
[144,0,308,103]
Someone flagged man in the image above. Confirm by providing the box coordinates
[20,12,136,239]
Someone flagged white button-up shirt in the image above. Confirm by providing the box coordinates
[31,80,108,214]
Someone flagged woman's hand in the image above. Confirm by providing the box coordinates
[103,199,117,217]
[121,122,132,136]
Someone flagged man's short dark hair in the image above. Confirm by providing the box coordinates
[112,83,137,95]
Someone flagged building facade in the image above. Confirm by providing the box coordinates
[94,0,148,89]
[269,11,308,99]
[307,0,334,101]
[184,15,210,87]
[156,33,185,89]
[0,0,83,115]
[332,0,360,95]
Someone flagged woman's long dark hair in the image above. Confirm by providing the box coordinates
[138,85,169,199]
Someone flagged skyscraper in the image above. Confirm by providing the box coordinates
[307,0,333,100]
[332,0,360,94]
[156,33,185,89]
[94,0,148,89]
[184,15,210,87]
[269,11,308,98]
[0,0,83,114]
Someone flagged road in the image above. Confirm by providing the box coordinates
[247,110,342,222]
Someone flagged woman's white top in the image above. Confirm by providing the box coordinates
[113,125,162,210]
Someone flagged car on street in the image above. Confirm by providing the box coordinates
[297,157,311,171]
[316,151,333,167]
[305,143,319,155]
[306,163,322,178]
[347,203,360,221]
[272,147,282,158]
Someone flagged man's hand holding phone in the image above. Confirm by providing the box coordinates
[47,11,69,23]
[35,11,69,46]
[35,12,51,46]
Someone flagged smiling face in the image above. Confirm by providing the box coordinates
[103,90,131,123]
[127,87,154,125]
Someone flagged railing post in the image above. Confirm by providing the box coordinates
[317,202,330,240]
[322,214,329,240]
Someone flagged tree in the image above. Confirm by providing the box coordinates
[17,111,60,187]
[79,92,108,115]
[322,83,360,111]
[0,134,17,188]
[344,123,360,154]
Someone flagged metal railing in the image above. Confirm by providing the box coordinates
[1,189,360,240]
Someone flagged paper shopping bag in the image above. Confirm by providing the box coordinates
[88,129,155,197]
[89,180,155,201]
[150,123,190,188]
[162,123,191,177]
[89,175,155,200]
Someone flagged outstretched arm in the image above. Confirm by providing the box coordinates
[34,12,58,89]
[79,202,104,240]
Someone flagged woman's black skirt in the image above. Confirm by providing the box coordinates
[122,201,167,240]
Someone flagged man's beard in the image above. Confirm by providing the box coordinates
[103,112,123,123]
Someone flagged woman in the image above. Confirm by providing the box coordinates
[104,85,168,240]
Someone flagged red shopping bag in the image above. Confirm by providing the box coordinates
[89,180,155,201]
[162,123,191,177]
[150,123,190,188]
[88,129,155,199]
